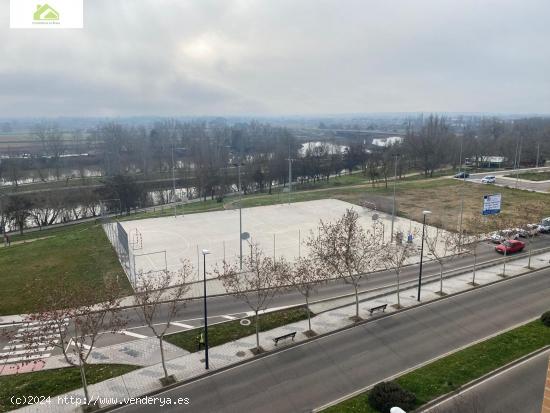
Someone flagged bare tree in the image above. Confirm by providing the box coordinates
[283,256,328,335]
[381,228,418,308]
[12,275,126,410]
[460,215,490,286]
[423,224,458,295]
[216,242,288,353]
[306,209,382,321]
[133,261,193,385]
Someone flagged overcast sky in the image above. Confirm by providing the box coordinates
[1,0,549,117]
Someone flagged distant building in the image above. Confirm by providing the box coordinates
[371,136,403,147]
[465,156,506,168]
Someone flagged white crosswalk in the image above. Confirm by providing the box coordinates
[1,320,68,365]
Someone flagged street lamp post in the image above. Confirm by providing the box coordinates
[390,154,399,243]
[201,249,211,370]
[236,162,243,270]
[417,210,431,301]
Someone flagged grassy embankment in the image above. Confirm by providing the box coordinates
[0,222,131,315]
[505,171,550,181]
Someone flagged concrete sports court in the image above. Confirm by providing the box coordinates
[115,199,451,286]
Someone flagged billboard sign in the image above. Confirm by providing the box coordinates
[483,193,502,215]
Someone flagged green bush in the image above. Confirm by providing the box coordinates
[368,381,416,412]
[542,311,550,327]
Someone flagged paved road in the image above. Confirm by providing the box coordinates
[425,349,549,413]
[465,167,550,193]
[114,265,550,413]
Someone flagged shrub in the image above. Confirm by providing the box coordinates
[368,381,416,412]
[542,311,550,327]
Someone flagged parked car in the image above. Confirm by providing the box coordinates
[539,218,550,233]
[495,239,525,254]
[516,224,540,238]
[490,229,520,243]
[481,175,496,184]
[454,172,470,179]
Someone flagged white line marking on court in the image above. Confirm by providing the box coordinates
[121,330,148,339]
[171,322,194,329]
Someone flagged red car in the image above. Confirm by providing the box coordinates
[495,240,525,254]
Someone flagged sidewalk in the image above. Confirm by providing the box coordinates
[12,250,550,413]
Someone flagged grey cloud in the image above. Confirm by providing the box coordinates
[0,0,549,116]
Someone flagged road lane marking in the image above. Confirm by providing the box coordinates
[121,330,148,339]
[171,322,195,329]
[221,315,237,320]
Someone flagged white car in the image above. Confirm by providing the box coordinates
[539,218,550,233]
[481,175,496,184]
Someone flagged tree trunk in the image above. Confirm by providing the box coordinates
[439,262,443,294]
[527,237,533,269]
[305,293,312,332]
[159,336,169,379]
[255,310,260,350]
[79,357,91,406]
[472,252,477,285]
[396,270,401,307]
[353,284,360,319]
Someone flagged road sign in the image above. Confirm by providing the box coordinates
[483,193,502,215]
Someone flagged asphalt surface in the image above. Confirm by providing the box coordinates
[465,167,550,193]
[426,349,549,413]
[113,264,550,413]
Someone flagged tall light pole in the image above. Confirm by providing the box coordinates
[201,249,211,370]
[390,154,399,243]
[417,210,431,302]
[236,161,243,269]
[536,141,541,168]
[171,144,177,218]
[457,136,465,248]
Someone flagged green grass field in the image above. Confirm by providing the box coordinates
[0,222,131,315]
[325,319,550,412]
[165,307,311,352]
[506,171,550,181]
[0,364,137,413]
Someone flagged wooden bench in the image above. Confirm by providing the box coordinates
[368,304,387,316]
[273,331,296,346]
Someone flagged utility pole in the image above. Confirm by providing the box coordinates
[536,141,541,168]
[390,154,399,243]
